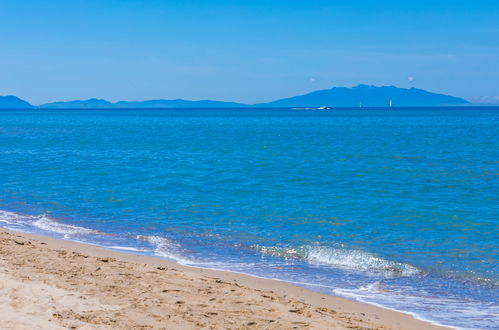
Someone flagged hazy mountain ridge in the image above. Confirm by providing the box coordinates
[35,98,246,109]
[0,95,34,109]
[37,98,114,109]
[1,85,471,109]
[257,85,469,107]
[114,99,245,108]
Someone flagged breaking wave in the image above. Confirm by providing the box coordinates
[0,209,35,225]
[253,245,422,277]
[0,209,194,263]
[0,209,98,238]
[32,214,98,236]
[2,209,420,277]
[137,235,193,264]
[335,282,499,329]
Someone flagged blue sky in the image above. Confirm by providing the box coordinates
[1,0,498,104]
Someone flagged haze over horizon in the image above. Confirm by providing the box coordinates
[1,0,498,104]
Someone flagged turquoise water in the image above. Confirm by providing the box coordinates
[0,108,497,328]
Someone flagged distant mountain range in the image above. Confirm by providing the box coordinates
[256,85,469,108]
[0,95,34,109]
[37,98,245,109]
[0,85,471,109]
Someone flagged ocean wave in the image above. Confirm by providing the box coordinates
[253,245,422,277]
[107,246,149,252]
[0,209,34,225]
[0,209,194,263]
[0,209,98,238]
[137,235,193,264]
[335,283,499,329]
[32,214,98,237]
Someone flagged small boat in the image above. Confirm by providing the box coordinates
[292,106,332,110]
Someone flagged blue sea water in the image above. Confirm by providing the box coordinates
[0,108,497,329]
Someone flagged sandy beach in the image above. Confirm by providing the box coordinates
[0,228,448,329]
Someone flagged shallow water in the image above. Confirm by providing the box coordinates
[0,108,498,328]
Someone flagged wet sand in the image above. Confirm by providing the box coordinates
[0,228,448,329]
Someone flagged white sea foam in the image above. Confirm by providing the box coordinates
[0,209,98,238]
[335,283,498,329]
[137,235,193,264]
[107,246,148,252]
[0,209,34,225]
[254,245,421,277]
[32,214,98,237]
[0,211,190,263]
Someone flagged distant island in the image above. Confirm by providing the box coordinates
[0,95,35,109]
[37,98,245,109]
[255,85,469,108]
[0,85,471,109]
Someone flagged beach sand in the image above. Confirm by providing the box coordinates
[0,228,448,329]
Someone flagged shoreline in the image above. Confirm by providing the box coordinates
[0,228,449,329]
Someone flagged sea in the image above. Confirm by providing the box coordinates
[0,107,497,329]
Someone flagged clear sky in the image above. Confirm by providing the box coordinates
[1,0,498,105]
